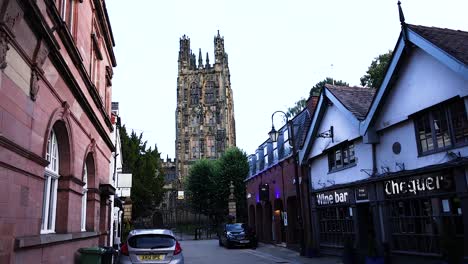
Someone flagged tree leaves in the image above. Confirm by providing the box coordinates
[119,124,165,219]
[309,77,349,97]
[185,147,249,223]
[360,50,393,88]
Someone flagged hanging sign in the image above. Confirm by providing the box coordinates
[356,186,369,201]
[384,173,454,197]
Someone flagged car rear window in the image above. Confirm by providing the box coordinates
[128,234,175,249]
[226,223,247,232]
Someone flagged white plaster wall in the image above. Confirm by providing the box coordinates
[308,103,360,159]
[375,48,468,131]
[376,120,468,173]
[310,138,373,191]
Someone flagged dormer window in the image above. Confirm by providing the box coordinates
[328,142,355,172]
[414,98,468,155]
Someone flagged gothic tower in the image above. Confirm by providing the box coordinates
[175,31,236,185]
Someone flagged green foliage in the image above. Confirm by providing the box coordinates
[186,159,218,216]
[185,147,249,223]
[216,147,250,222]
[286,98,306,118]
[310,77,349,97]
[122,219,134,242]
[119,124,165,219]
[360,50,393,88]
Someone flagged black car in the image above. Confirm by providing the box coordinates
[218,223,257,249]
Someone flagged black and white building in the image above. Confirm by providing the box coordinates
[299,16,468,263]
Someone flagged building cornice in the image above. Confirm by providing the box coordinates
[20,0,115,151]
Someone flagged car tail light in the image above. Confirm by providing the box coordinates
[121,243,129,256]
[174,240,182,255]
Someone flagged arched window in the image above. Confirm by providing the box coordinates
[41,130,60,234]
[81,164,88,231]
[205,81,215,104]
[190,83,199,105]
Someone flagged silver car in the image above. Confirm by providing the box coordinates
[118,229,184,264]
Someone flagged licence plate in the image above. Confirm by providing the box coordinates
[138,254,165,261]
[240,240,250,243]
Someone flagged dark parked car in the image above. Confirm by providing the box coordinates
[218,223,257,249]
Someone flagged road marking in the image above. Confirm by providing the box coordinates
[243,249,293,263]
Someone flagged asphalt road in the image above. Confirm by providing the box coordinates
[180,239,341,264]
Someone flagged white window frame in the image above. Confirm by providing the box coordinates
[41,130,59,234]
[81,164,88,231]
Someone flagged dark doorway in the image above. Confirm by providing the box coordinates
[264,202,273,242]
[357,203,375,253]
[256,204,263,241]
[274,199,286,243]
[287,196,298,244]
[249,205,256,229]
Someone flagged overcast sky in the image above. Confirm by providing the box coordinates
[106,0,468,159]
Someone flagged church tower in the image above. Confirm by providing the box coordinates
[175,31,236,185]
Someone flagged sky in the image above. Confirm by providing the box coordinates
[106,0,468,159]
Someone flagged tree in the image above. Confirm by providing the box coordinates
[309,77,349,97]
[185,159,218,218]
[216,147,250,222]
[286,98,306,118]
[119,124,165,219]
[360,50,393,88]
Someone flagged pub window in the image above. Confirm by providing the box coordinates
[415,98,468,155]
[328,142,355,172]
[318,206,354,247]
[389,197,463,255]
[264,145,268,166]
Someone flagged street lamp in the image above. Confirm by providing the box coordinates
[268,110,305,256]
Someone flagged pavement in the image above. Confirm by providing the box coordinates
[176,231,342,264]
[255,242,342,264]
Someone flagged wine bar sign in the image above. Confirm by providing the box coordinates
[316,189,350,206]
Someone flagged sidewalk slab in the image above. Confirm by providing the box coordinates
[256,243,342,264]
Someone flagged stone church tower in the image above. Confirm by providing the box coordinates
[175,31,236,184]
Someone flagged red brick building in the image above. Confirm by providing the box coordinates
[0,0,116,262]
[245,96,318,253]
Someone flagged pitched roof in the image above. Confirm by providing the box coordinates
[291,108,312,148]
[325,84,376,120]
[408,24,468,65]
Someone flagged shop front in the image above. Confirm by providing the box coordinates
[381,170,465,261]
[312,188,356,255]
[311,165,468,262]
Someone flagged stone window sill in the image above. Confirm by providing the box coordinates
[15,231,99,249]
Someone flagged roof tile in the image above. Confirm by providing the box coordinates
[408,24,468,65]
[325,84,376,120]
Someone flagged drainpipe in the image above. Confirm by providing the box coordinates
[372,143,377,176]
